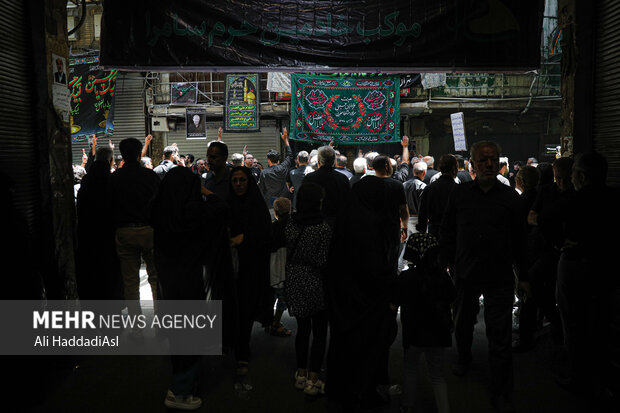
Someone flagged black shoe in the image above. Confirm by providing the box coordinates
[491,394,517,413]
[511,338,535,353]
[451,361,471,377]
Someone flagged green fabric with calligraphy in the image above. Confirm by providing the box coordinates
[290,74,400,145]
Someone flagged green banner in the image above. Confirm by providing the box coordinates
[290,74,400,145]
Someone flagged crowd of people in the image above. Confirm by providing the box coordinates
[71,128,619,413]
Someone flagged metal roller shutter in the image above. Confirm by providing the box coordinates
[0,0,42,235]
[72,72,145,163]
[594,0,620,186]
[166,119,280,166]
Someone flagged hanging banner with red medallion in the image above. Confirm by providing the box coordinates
[290,74,400,145]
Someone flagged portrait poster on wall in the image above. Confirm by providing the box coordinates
[186,107,207,139]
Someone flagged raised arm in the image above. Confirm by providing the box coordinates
[401,135,409,166]
[141,134,152,158]
[90,135,97,156]
[280,127,294,168]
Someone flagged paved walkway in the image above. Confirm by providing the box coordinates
[31,308,609,413]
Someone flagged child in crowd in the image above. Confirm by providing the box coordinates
[268,197,293,337]
[391,233,456,413]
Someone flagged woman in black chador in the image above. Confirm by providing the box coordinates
[226,166,272,376]
[76,148,121,301]
[150,166,227,410]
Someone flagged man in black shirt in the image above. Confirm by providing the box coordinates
[455,154,473,183]
[243,152,261,181]
[286,150,308,210]
[329,154,408,407]
[513,158,574,351]
[258,128,294,208]
[349,157,367,187]
[110,138,160,324]
[403,159,426,233]
[203,141,231,200]
[417,154,458,236]
[334,155,353,180]
[153,145,179,180]
[422,155,439,184]
[391,136,411,183]
[538,153,619,399]
[301,145,351,226]
[441,141,527,413]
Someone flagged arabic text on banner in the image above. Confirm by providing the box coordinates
[224,74,260,132]
[290,74,400,145]
[69,56,117,142]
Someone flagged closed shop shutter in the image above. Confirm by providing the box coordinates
[594,0,620,186]
[0,1,42,235]
[166,119,280,166]
[72,72,145,163]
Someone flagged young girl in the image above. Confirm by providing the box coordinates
[391,233,456,413]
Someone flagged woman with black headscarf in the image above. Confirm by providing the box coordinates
[150,166,227,410]
[226,166,272,376]
[76,147,121,301]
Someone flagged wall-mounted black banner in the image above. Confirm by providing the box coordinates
[224,74,260,132]
[100,0,544,72]
[69,56,116,142]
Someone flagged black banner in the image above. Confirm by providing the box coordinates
[224,74,260,132]
[69,56,116,142]
[101,0,544,72]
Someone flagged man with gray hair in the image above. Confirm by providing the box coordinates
[140,156,153,170]
[231,153,244,167]
[350,157,366,187]
[286,150,309,210]
[364,151,379,176]
[335,155,353,179]
[441,140,528,413]
[302,145,350,225]
[153,145,179,180]
[422,155,439,183]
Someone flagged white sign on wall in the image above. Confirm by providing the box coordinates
[450,112,467,151]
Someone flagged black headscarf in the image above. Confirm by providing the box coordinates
[150,166,206,233]
[226,166,272,245]
[292,182,324,226]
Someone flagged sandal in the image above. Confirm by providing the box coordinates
[269,323,292,337]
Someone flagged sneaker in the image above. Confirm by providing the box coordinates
[164,390,202,410]
[303,378,325,396]
[294,371,307,390]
